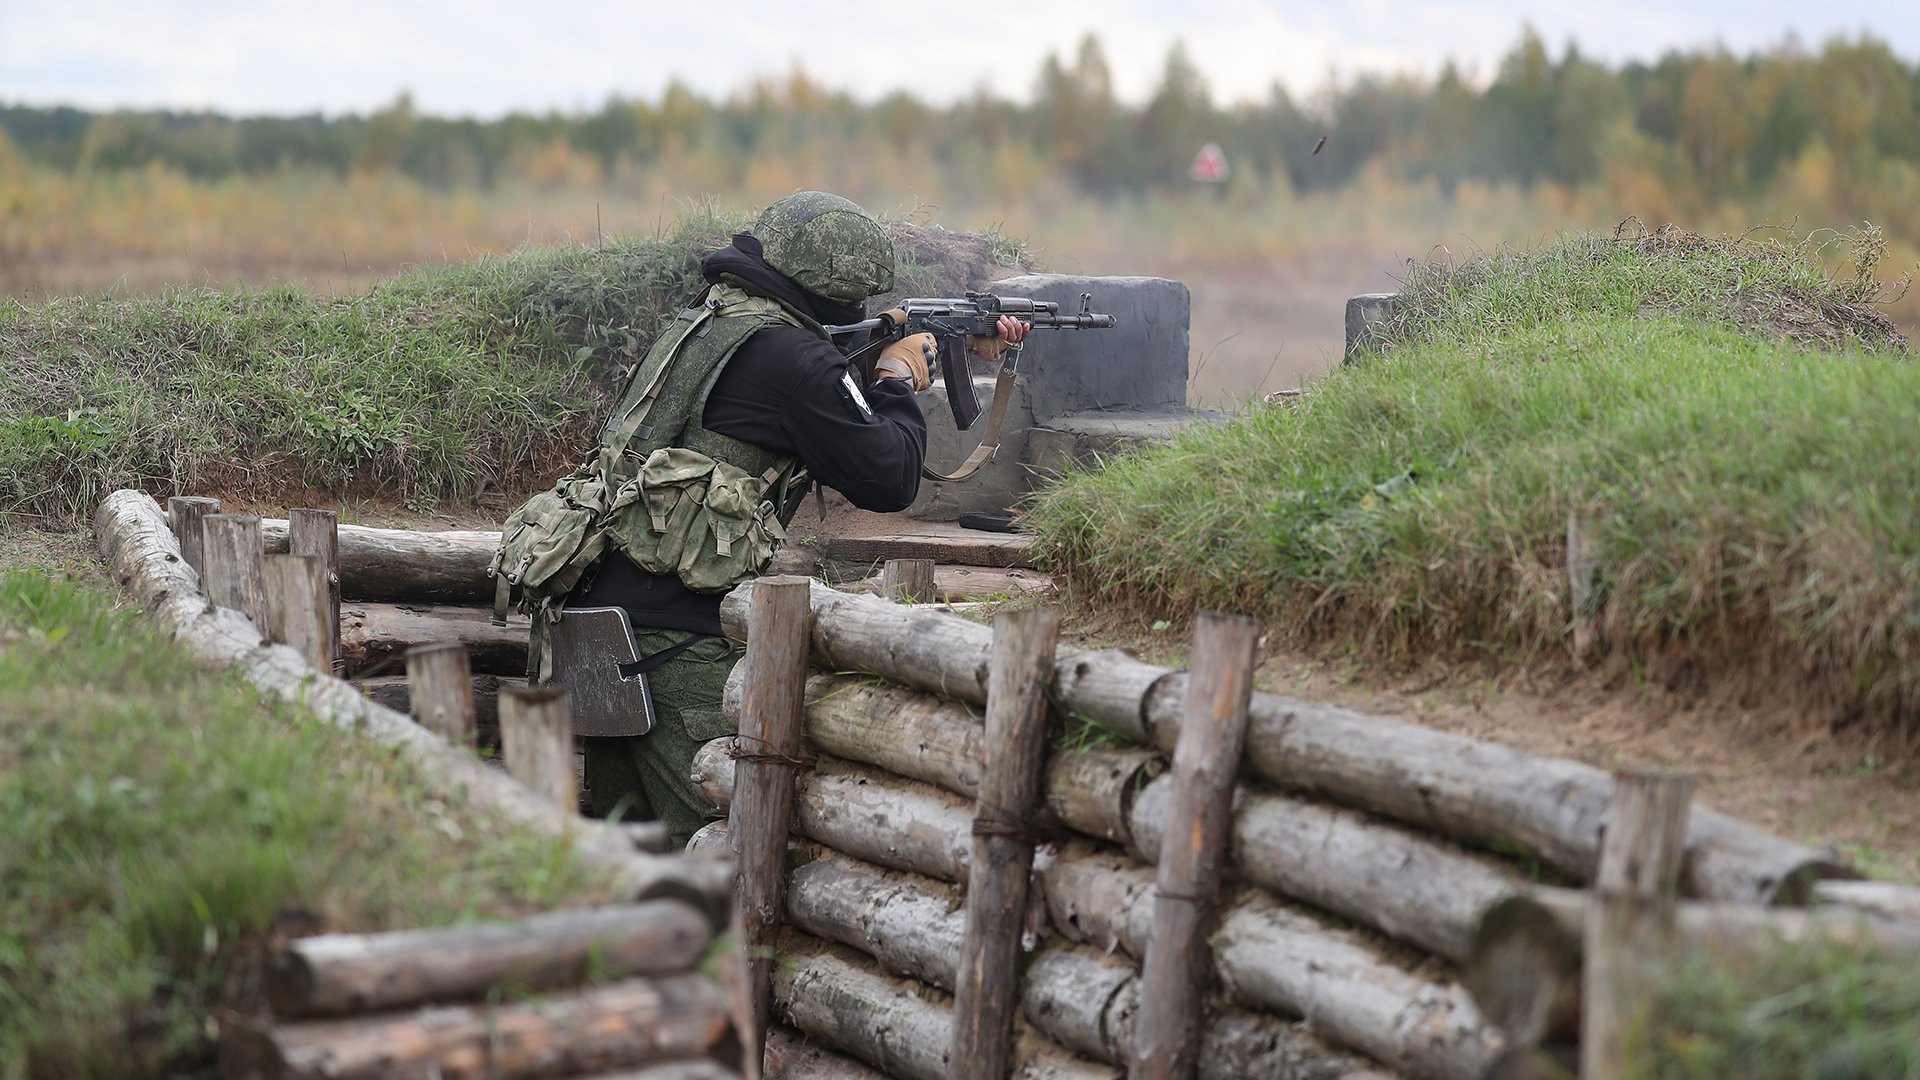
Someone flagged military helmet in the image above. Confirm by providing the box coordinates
[751,191,895,304]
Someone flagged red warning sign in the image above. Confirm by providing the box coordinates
[1188,142,1231,183]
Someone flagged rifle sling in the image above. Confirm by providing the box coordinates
[922,364,1019,484]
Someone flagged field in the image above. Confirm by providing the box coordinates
[5,157,1920,1076]
[4,162,1913,415]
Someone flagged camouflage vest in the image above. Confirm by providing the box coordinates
[490,283,815,638]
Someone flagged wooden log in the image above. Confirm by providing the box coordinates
[724,670,1164,863]
[879,558,937,603]
[727,670,985,801]
[262,553,332,672]
[953,607,1060,1080]
[730,577,813,1059]
[501,686,577,813]
[765,1026,889,1080]
[719,581,1845,901]
[772,934,1115,1080]
[1815,879,1920,922]
[1128,776,1522,964]
[233,973,739,1080]
[202,513,265,623]
[1134,612,1258,1080]
[1043,747,1162,851]
[167,495,221,578]
[786,849,969,992]
[261,517,500,602]
[340,601,530,677]
[96,490,728,912]
[266,899,715,1016]
[1582,770,1692,1080]
[407,642,478,746]
[693,745,974,884]
[578,1062,744,1080]
[289,508,341,666]
[1214,893,1501,1080]
[1041,841,1158,957]
[768,844,1376,1077]
[1040,846,1497,1078]
[354,673,517,745]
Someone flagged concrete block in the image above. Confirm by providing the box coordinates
[989,274,1190,422]
[1344,292,1398,364]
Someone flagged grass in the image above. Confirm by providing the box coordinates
[0,571,616,1078]
[0,205,1026,532]
[1025,224,1919,747]
[1635,939,1920,1078]
[0,205,748,526]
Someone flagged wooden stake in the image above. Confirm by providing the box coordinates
[1132,612,1258,1080]
[407,642,477,746]
[879,558,936,604]
[201,513,265,623]
[950,606,1059,1080]
[263,553,332,671]
[289,508,341,667]
[166,496,221,578]
[500,686,576,813]
[1582,770,1693,1079]
[727,576,813,1064]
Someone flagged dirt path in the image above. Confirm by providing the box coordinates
[1066,620,1920,886]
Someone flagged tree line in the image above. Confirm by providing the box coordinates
[2,28,1915,213]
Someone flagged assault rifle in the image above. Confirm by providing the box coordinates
[824,291,1116,482]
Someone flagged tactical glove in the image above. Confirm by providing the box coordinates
[967,314,1032,361]
[874,332,935,391]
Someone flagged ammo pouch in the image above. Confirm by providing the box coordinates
[606,447,793,594]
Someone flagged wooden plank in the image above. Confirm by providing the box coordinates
[823,524,1034,569]
[844,565,1053,603]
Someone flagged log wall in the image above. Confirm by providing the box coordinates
[707,581,1920,1080]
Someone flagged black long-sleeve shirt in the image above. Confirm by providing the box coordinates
[574,238,927,635]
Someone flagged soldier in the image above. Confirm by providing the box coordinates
[496,191,1026,847]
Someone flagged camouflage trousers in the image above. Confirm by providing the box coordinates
[581,629,742,850]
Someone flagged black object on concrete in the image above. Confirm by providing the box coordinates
[958,513,1016,533]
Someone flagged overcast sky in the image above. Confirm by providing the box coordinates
[2,0,1915,118]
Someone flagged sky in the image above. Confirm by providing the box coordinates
[2,0,1915,118]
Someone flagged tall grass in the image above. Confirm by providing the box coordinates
[0,572,614,1077]
[1636,940,1920,1077]
[1026,226,1918,744]
[0,206,746,523]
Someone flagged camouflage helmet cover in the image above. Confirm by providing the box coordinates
[750,191,895,303]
